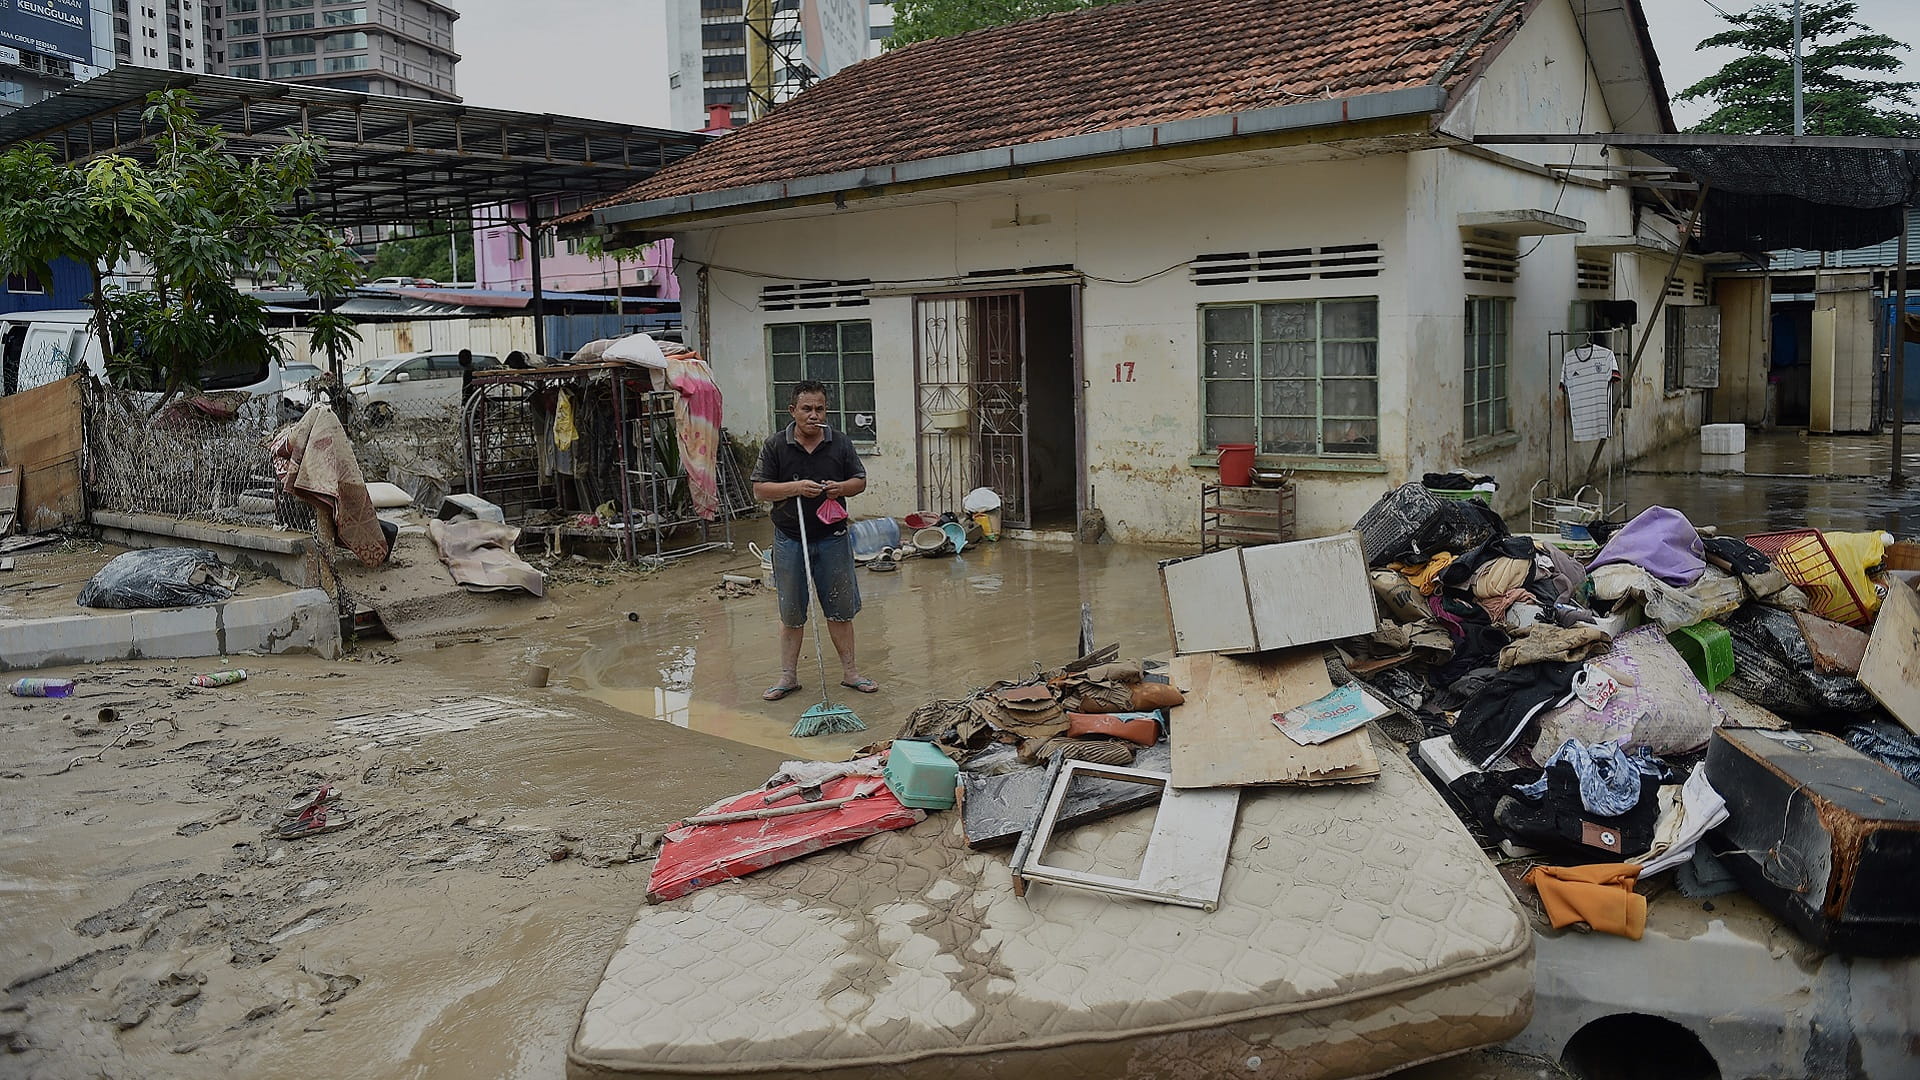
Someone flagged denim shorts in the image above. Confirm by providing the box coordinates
[772,530,862,627]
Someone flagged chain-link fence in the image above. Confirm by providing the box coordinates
[85,385,316,530]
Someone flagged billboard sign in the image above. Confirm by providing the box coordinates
[0,0,91,66]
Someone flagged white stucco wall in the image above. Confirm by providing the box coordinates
[671,0,1699,544]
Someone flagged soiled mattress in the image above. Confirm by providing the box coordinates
[570,737,1532,1080]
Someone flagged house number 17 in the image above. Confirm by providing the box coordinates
[1113,362,1136,383]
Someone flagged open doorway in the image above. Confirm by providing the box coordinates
[911,284,1082,531]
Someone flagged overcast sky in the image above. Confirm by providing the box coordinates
[452,0,1920,130]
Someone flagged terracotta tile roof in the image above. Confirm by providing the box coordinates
[594,0,1524,211]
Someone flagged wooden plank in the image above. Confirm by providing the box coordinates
[0,376,85,534]
[1160,548,1256,655]
[0,465,16,537]
[1794,611,1870,676]
[1860,583,1920,736]
[1169,650,1379,789]
[1241,534,1376,651]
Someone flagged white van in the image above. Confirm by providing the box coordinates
[0,309,284,400]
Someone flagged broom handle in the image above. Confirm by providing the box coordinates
[684,791,868,826]
[793,487,834,700]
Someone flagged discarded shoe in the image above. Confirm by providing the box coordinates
[284,783,336,816]
[276,805,352,840]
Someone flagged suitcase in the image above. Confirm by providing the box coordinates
[1705,728,1920,956]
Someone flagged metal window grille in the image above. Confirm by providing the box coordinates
[1190,244,1383,287]
[758,280,871,311]
[767,320,877,443]
[1200,298,1379,457]
[1464,297,1511,441]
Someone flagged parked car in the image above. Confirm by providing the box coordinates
[1,309,283,402]
[347,350,501,421]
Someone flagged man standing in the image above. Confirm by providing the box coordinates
[750,380,879,701]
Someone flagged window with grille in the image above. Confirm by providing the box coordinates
[768,321,877,443]
[1464,297,1511,441]
[1200,299,1379,457]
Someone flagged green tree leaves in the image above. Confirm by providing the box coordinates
[1676,0,1920,136]
[0,90,361,402]
[886,0,1128,48]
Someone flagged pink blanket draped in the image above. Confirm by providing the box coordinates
[661,349,723,521]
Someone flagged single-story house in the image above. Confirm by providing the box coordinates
[571,0,1714,543]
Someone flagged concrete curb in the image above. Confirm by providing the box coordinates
[0,589,341,672]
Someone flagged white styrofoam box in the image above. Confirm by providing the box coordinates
[1700,424,1746,455]
[1161,534,1375,655]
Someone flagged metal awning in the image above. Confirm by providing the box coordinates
[0,68,711,225]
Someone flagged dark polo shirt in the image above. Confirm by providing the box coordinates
[751,423,867,540]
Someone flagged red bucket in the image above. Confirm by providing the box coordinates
[1216,443,1256,487]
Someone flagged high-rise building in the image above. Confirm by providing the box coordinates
[109,0,208,71]
[867,0,890,57]
[2,0,113,114]
[215,0,459,101]
[665,0,868,131]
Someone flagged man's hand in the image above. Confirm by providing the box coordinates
[819,480,847,499]
[794,479,827,499]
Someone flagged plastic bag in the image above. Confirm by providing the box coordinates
[77,548,238,609]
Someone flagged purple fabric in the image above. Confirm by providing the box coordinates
[1588,506,1706,586]
[1429,593,1466,638]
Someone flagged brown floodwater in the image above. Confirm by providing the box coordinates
[550,524,1181,759]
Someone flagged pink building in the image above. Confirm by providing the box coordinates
[472,200,677,300]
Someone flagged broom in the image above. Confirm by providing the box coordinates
[789,490,866,737]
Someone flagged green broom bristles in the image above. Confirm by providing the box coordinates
[792,702,866,737]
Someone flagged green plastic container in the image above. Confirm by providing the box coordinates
[1424,487,1489,503]
[1668,620,1735,691]
[883,740,959,810]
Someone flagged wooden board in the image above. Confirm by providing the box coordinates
[1859,582,1920,736]
[1169,650,1380,789]
[0,376,85,534]
[1241,534,1377,651]
[1793,611,1870,676]
[0,465,16,537]
[1160,549,1256,655]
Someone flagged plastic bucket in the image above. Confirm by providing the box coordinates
[849,516,901,561]
[913,527,950,555]
[942,521,968,554]
[972,509,1002,540]
[1216,443,1256,487]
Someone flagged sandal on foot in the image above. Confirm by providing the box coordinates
[839,677,881,694]
[276,806,352,840]
[762,683,803,702]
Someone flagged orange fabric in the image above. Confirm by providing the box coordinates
[1129,682,1186,710]
[1064,712,1160,746]
[1524,863,1647,940]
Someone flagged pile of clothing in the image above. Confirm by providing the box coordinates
[1342,491,1920,941]
[897,652,1185,767]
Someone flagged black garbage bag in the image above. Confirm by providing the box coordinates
[1847,722,1920,787]
[76,548,239,609]
[1718,605,1875,717]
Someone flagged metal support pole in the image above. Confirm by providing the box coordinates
[528,203,547,357]
[1895,222,1907,485]
[1792,0,1805,136]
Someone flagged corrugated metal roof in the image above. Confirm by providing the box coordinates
[0,68,711,226]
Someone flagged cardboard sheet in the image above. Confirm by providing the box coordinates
[1860,582,1920,736]
[1169,650,1380,789]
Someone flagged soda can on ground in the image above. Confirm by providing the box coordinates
[8,678,75,698]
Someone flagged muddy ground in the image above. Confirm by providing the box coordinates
[20,424,1918,1080]
[0,522,1586,1080]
